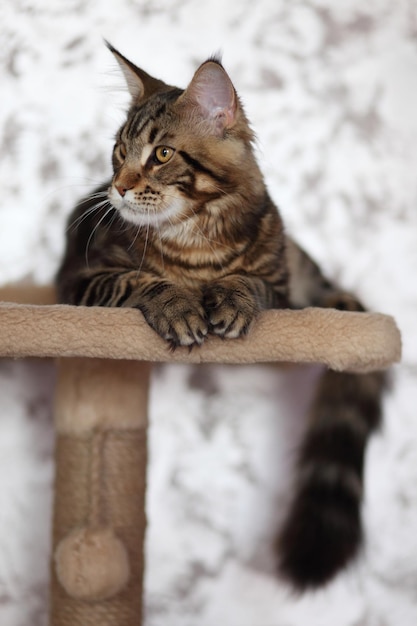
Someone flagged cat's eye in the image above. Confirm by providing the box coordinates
[154,146,175,164]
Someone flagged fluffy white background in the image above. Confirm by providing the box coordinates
[1,1,417,625]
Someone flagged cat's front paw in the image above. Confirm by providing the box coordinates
[140,289,208,349]
[203,283,258,339]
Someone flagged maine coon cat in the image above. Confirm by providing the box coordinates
[57,43,385,590]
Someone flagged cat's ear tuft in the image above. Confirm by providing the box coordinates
[182,60,237,136]
[105,41,169,103]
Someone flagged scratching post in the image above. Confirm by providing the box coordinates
[0,284,402,625]
[51,358,150,625]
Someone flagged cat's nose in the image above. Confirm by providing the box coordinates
[115,184,131,198]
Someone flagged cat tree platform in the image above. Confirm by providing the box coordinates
[0,285,401,626]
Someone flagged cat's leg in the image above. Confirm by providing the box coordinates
[58,267,208,349]
[277,238,386,589]
[129,276,208,348]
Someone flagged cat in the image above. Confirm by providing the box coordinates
[56,43,386,590]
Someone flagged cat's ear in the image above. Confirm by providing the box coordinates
[106,41,169,103]
[181,59,238,136]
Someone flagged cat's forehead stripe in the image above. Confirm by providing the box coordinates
[148,127,158,144]
[127,102,167,140]
[126,113,149,141]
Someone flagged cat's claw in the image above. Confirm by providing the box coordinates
[210,313,252,339]
[159,313,208,348]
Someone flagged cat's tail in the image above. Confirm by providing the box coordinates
[277,368,385,589]
[278,237,387,589]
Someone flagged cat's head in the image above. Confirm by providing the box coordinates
[106,44,261,229]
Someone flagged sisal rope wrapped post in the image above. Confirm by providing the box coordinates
[50,357,151,626]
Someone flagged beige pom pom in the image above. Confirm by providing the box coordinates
[55,526,130,602]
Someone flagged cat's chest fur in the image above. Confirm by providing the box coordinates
[127,213,251,288]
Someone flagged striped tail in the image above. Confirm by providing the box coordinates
[279,237,387,588]
[277,369,385,589]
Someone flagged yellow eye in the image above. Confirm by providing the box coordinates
[154,146,174,164]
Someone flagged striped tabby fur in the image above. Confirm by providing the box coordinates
[56,44,386,589]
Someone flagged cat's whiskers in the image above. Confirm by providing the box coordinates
[85,191,109,202]
[155,223,166,272]
[73,188,108,207]
[135,216,150,280]
[41,179,107,205]
[112,211,133,235]
[84,206,114,268]
[102,207,122,239]
[67,198,111,232]
[127,221,143,252]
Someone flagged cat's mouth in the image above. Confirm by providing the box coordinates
[108,186,186,227]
